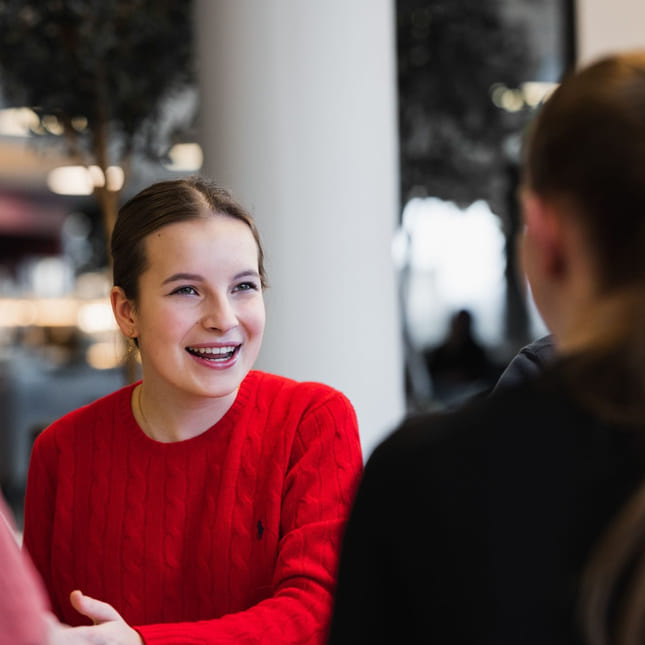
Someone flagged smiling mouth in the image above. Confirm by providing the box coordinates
[186,345,240,361]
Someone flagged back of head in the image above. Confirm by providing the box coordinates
[524,52,645,290]
[524,52,645,427]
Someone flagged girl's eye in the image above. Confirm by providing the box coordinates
[233,281,259,293]
[172,285,198,296]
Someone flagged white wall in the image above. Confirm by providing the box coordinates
[576,0,645,64]
[195,1,405,459]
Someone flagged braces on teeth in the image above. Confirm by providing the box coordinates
[189,346,237,356]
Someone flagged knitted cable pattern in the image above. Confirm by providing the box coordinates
[23,370,363,645]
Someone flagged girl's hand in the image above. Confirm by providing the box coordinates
[45,612,93,645]
[61,590,144,645]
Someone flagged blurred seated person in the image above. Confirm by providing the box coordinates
[424,309,495,405]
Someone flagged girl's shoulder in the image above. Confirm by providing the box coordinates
[35,383,135,448]
[246,370,353,412]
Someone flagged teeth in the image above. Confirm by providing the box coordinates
[190,345,237,356]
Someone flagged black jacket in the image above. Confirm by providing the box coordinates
[494,335,556,392]
[328,361,645,644]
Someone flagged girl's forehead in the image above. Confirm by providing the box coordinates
[141,217,259,272]
[144,216,254,248]
[153,214,251,236]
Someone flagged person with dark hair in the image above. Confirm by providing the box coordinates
[328,52,645,645]
[424,308,496,406]
[23,177,363,645]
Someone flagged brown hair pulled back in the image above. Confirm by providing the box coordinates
[111,176,267,303]
[524,53,645,290]
[525,53,645,427]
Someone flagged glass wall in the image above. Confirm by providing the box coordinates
[395,0,574,409]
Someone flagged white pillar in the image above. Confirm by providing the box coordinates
[576,0,645,65]
[195,0,405,458]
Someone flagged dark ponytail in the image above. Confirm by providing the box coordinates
[580,484,645,645]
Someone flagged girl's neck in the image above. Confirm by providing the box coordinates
[132,382,238,443]
[556,286,645,357]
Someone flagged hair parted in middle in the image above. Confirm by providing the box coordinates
[111,176,268,303]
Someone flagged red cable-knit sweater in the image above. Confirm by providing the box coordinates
[23,370,363,645]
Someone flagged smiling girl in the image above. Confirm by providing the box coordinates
[22,177,363,645]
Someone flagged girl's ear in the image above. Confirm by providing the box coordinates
[110,286,138,339]
[522,191,567,280]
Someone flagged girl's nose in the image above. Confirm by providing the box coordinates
[201,295,237,332]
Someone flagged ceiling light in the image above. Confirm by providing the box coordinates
[163,142,203,172]
[47,166,94,195]
[0,107,40,136]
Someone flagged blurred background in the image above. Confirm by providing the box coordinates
[0,0,643,523]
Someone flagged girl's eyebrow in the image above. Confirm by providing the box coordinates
[234,270,261,280]
[162,270,260,285]
[162,272,203,285]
